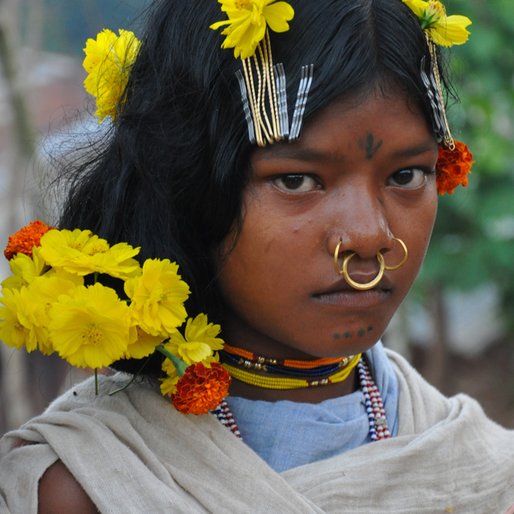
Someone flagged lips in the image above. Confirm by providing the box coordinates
[311,274,393,307]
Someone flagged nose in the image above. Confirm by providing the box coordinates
[327,184,394,261]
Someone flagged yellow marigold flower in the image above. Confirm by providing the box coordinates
[125,325,163,360]
[48,283,132,368]
[39,229,141,279]
[0,288,35,351]
[83,29,141,121]
[210,0,294,59]
[125,259,190,337]
[164,314,224,365]
[1,247,47,291]
[402,0,471,47]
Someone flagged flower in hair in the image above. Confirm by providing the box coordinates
[402,0,471,47]
[1,221,229,415]
[436,140,474,195]
[210,0,294,59]
[83,29,140,121]
[4,220,51,261]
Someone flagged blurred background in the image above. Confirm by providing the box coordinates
[0,0,513,434]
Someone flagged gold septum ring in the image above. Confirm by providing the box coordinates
[333,237,409,291]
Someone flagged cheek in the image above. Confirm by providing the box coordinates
[421,194,438,249]
[404,195,438,271]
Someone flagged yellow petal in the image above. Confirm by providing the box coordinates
[263,2,294,33]
[401,0,427,18]
[431,15,471,46]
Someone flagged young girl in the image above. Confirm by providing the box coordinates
[1,0,513,512]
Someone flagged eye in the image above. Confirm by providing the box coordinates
[388,168,432,189]
[272,174,319,193]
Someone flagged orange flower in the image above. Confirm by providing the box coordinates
[4,220,52,261]
[436,140,474,195]
[172,362,231,415]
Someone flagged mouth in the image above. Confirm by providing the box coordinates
[311,276,393,308]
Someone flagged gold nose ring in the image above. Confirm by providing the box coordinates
[333,237,408,291]
[383,237,409,271]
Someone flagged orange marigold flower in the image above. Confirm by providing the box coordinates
[172,362,230,415]
[4,220,52,261]
[436,140,474,195]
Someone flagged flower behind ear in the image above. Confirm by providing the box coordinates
[436,140,474,195]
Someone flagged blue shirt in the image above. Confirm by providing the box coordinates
[225,342,399,472]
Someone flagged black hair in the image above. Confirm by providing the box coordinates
[58,0,449,376]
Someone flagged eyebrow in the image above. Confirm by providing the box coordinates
[389,140,438,159]
[257,146,342,163]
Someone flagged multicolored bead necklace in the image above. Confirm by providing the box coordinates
[357,358,391,441]
[220,344,362,390]
[213,354,391,443]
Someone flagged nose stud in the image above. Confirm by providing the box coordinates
[333,237,409,291]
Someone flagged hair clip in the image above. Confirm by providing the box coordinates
[210,0,314,146]
[402,0,471,150]
[402,0,474,195]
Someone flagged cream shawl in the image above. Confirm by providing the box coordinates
[1,350,513,513]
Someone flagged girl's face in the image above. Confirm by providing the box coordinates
[217,91,438,360]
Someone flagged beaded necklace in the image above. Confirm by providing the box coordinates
[212,357,391,443]
[220,345,362,390]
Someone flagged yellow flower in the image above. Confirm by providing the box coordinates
[39,228,103,273]
[0,288,35,351]
[1,247,47,291]
[163,314,224,365]
[160,372,180,398]
[90,242,142,279]
[210,0,294,59]
[0,273,82,355]
[48,283,132,368]
[83,29,141,121]
[402,0,471,47]
[125,259,190,337]
[39,229,141,279]
[27,274,84,355]
[125,325,163,360]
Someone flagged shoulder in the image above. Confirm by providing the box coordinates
[38,460,98,514]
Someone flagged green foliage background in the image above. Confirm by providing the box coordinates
[418,0,514,332]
